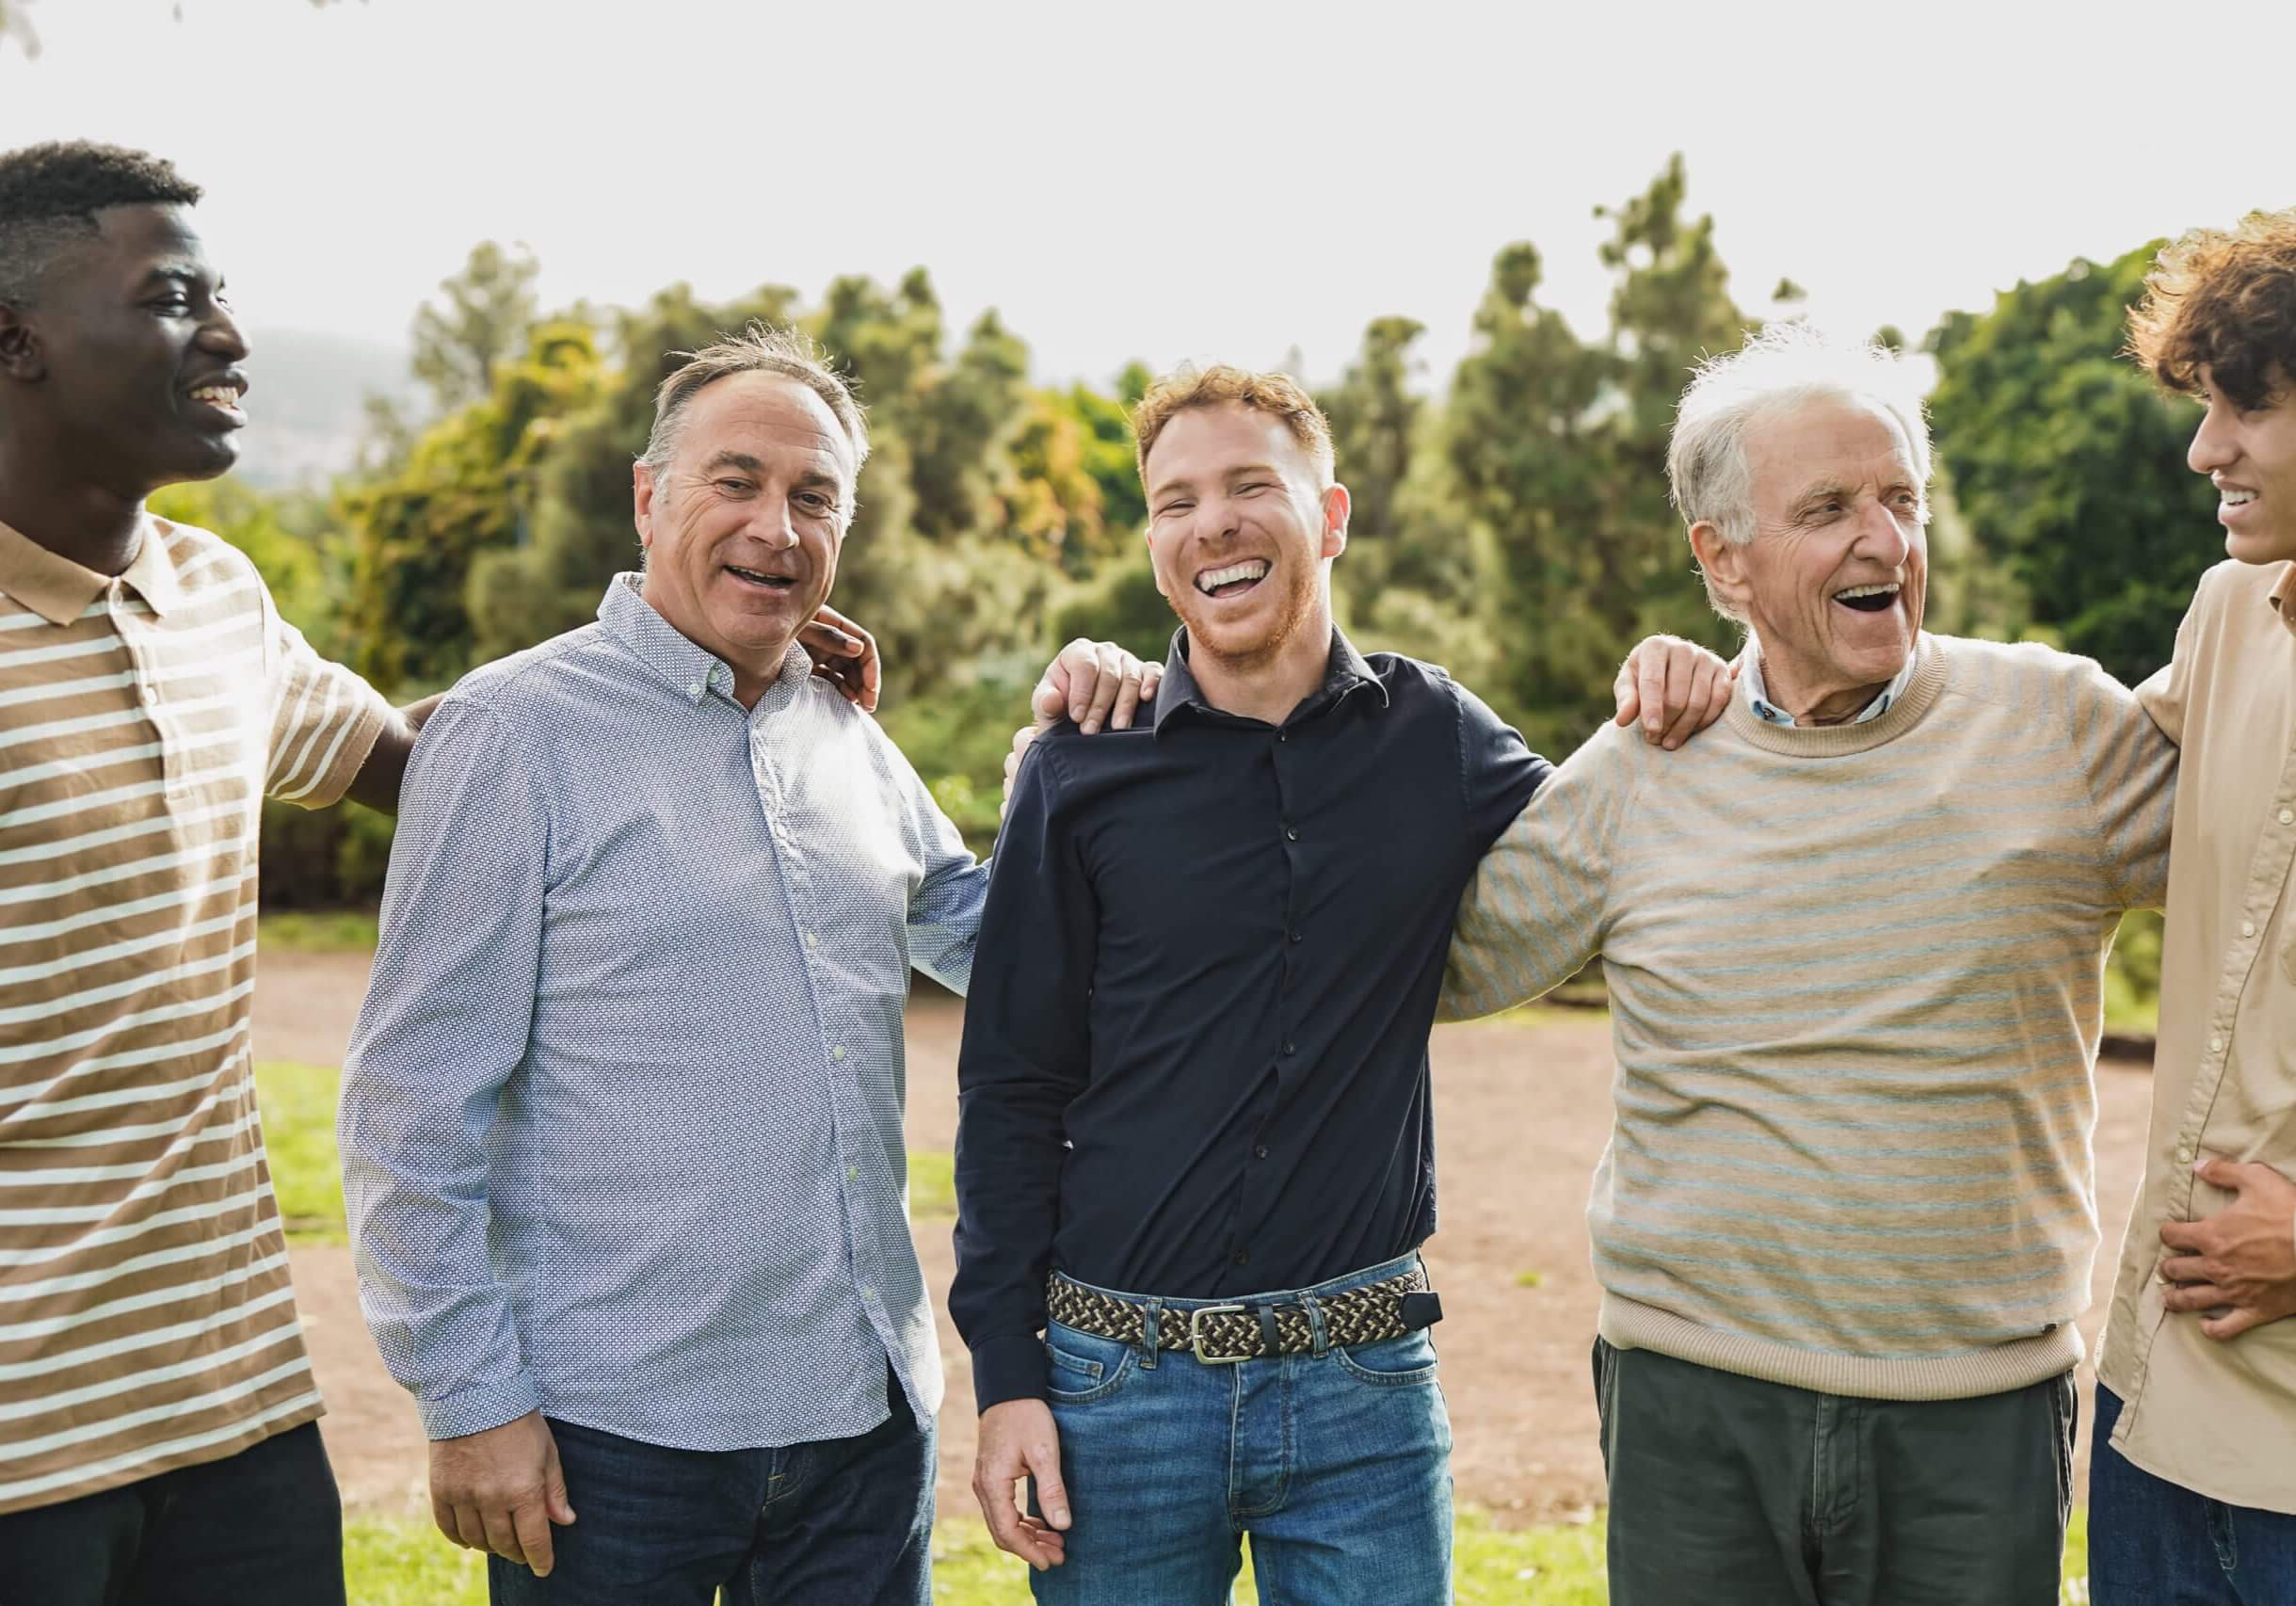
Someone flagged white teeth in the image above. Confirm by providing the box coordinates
[1195,560,1270,595]
[2223,490,2258,506]
[1832,583,1901,601]
[190,386,239,406]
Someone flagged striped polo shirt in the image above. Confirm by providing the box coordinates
[0,513,388,1515]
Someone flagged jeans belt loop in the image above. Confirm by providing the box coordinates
[1139,1300,1161,1370]
[1302,1293,1328,1357]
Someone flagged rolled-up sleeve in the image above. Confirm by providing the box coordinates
[338,697,552,1440]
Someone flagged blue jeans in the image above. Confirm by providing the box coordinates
[2091,1384,2296,1604]
[1028,1251,1453,1606]
[488,1374,934,1606]
[0,1421,344,1606]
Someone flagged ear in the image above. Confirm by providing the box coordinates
[0,302,46,383]
[633,460,659,553]
[1144,522,1169,601]
[1320,482,1351,560]
[1688,521,1753,616]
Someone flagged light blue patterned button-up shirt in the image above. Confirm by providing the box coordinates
[340,574,985,1450]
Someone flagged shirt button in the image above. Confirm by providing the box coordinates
[2208,1035,2224,1055]
[1231,1249,1250,1268]
[846,1165,859,1181]
[2176,1144,2195,1166]
[830,1045,846,1061]
[1277,731,1288,743]
[687,682,703,698]
[1283,1041,1296,1056]
[1284,825,1300,842]
[2281,809,2294,827]
[860,1286,875,1301]
[138,682,157,705]
[1254,1144,1269,1160]
[2242,921,2257,939]
[1288,930,1302,944]
[805,933,819,949]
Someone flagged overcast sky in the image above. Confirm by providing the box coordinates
[6,0,2292,391]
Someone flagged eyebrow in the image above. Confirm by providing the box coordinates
[1148,462,1281,503]
[700,451,764,476]
[135,265,212,293]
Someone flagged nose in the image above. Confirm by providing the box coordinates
[2189,401,2237,477]
[196,301,249,364]
[756,505,800,550]
[1853,498,1911,568]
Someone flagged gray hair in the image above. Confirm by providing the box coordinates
[1667,323,1933,620]
[639,323,870,523]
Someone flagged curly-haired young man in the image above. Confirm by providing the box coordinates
[2092,207,2296,1602]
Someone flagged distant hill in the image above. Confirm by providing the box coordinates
[233,328,421,489]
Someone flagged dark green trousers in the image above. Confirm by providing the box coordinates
[1593,1340,2074,1606]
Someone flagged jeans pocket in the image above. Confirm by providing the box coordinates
[1335,1329,1440,1386]
[1044,1322,1135,1405]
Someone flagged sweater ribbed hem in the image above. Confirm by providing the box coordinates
[1598,1293,2083,1402]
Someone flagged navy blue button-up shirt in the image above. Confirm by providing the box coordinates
[952,629,1548,1407]
[341,575,985,1450]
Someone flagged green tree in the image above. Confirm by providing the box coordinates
[344,320,603,692]
[410,240,541,414]
[1444,155,1745,752]
[1925,243,2218,687]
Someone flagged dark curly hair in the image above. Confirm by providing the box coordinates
[2128,208,2296,410]
[0,141,201,307]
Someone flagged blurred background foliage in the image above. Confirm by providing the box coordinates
[190,154,2188,1018]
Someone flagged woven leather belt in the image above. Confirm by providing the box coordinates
[1045,1264,1439,1365]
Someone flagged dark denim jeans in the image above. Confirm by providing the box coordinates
[1027,1251,1453,1606]
[0,1421,345,1606]
[2091,1384,2296,1604]
[487,1381,934,1606]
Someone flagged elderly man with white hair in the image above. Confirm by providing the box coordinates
[1442,325,2178,1604]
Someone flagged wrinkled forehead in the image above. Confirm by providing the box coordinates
[682,372,856,486]
[1746,394,1918,501]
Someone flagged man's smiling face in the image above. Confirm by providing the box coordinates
[2190,362,2296,568]
[19,201,249,496]
[1141,402,1344,669]
[633,371,854,689]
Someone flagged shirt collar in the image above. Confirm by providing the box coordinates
[1150,623,1389,732]
[0,513,180,626]
[2267,563,2296,637]
[1742,636,1919,729]
[598,571,809,709]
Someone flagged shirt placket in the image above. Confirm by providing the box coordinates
[748,706,894,1345]
[107,582,183,796]
[1222,707,1325,1280]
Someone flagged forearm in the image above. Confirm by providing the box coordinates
[950,1082,1072,1408]
[341,694,446,814]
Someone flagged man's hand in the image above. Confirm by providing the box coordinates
[973,1399,1070,1570]
[1036,637,1163,736]
[996,640,1164,819]
[1612,635,1737,750]
[428,1410,577,1577]
[800,603,880,713]
[2160,1157,2296,1340]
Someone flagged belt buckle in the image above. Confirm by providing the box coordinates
[1188,1304,1252,1364]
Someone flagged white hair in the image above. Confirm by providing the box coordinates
[1666,323,1933,620]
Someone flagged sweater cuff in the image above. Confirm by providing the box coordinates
[971,1333,1049,1411]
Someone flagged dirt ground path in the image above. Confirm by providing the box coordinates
[260,952,2155,1527]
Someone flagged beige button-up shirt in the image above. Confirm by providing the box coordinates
[2099,556,2296,1513]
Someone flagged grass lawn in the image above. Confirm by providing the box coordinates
[344,1508,2093,1602]
[258,909,382,953]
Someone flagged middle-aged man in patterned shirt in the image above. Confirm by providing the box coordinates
[2088,206,2296,1601]
[336,325,1167,1606]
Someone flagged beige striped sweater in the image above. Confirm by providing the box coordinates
[0,515,387,1514]
[1443,634,2177,1400]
